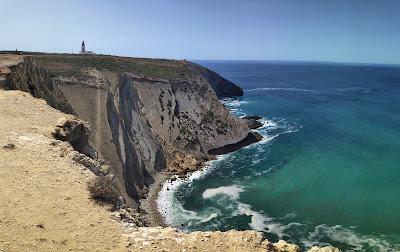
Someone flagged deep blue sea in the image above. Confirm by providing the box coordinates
[158,61,400,251]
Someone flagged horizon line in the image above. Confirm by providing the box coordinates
[192,59,400,67]
[1,49,399,67]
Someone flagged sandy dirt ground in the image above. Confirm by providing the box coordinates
[0,90,127,251]
[0,55,22,75]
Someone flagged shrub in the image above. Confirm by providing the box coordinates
[201,110,214,124]
[87,176,119,206]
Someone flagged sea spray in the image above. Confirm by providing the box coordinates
[202,185,244,200]
[157,154,230,227]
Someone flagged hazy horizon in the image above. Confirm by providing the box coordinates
[2,0,400,64]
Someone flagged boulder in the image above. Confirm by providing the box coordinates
[244,118,263,129]
[242,115,262,120]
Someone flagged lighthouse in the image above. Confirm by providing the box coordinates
[79,41,96,55]
[80,41,86,54]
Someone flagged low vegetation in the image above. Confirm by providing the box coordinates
[32,54,197,80]
[87,175,120,207]
[201,110,214,124]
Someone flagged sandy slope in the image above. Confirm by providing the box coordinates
[0,90,126,251]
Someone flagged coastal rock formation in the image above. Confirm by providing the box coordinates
[125,227,300,252]
[0,53,253,209]
[0,88,340,252]
[1,56,74,114]
[196,62,244,97]
[241,115,263,129]
[243,118,263,129]
[308,246,342,252]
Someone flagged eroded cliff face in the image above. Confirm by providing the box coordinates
[105,74,167,203]
[196,63,244,97]
[1,54,251,208]
[2,57,75,114]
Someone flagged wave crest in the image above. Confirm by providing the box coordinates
[202,185,244,200]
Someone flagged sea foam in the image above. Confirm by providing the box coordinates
[302,224,397,251]
[221,97,248,116]
[157,154,230,226]
[202,185,244,200]
[232,202,285,237]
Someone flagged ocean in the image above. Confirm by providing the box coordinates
[157,61,400,251]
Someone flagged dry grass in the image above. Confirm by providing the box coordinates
[32,54,196,80]
[87,176,120,206]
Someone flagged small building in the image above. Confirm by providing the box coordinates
[79,41,96,55]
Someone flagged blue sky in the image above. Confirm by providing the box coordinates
[2,0,400,64]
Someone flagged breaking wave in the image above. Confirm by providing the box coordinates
[202,185,244,200]
[157,154,231,227]
[221,97,248,116]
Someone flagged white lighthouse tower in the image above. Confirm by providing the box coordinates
[79,41,95,55]
[80,41,86,54]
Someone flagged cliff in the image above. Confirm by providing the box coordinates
[0,89,295,251]
[0,53,253,208]
[0,54,340,251]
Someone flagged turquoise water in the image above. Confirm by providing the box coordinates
[157,61,400,251]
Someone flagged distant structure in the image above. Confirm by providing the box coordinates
[80,41,85,54]
[79,41,96,55]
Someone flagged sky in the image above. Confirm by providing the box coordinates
[1,0,400,64]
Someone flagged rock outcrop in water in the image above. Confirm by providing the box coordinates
[0,53,254,208]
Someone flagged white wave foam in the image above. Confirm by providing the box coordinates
[258,118,279,130]
[221,98,249,107]
[157,154,231,226]
[303,224,397,251]
[199,213,219,223]
[245,87,315,93]
[202,185,244,200]
[220,97,248,117]
[251,157,268,166]
[250,117,300,146]
[236,202,286,237]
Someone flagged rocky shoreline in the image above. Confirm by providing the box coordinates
[139,172,170,227]
[140,133,265,227]
[140,113,266,225]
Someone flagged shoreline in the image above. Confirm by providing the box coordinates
[140,107,266,229]
[139,172,170,227]
[140,134,264,229]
